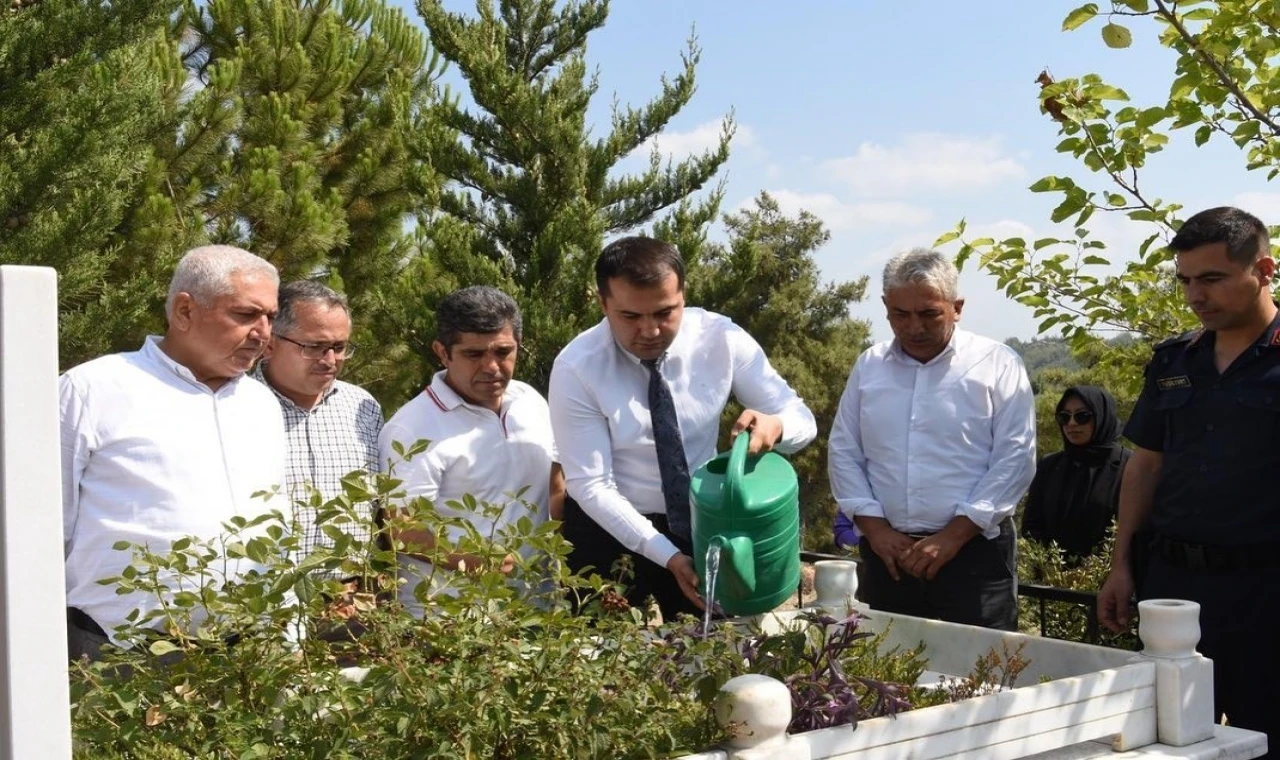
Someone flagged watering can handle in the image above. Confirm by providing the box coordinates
[725,430,750,513]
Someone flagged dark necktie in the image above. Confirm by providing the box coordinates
[642,357,692,542]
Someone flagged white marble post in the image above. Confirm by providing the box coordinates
[715,674,808,759]
[0,266,71,758]
[1135,598,1215,747]
[812,560,859,612]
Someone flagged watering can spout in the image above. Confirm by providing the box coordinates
[710,534,757,596]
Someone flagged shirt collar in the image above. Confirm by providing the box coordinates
[1258,304,1280,347]
[1188,304,1280,354]
[609,315,688,367]
[251,361,341,411]
[889,328,962,366]
[141,335,242,393]
[425,371,514,414]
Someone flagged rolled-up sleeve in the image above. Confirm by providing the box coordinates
[549,358,679,569]
[957,351,1036,534]
[827,356,885,520]
[726,325,817,454]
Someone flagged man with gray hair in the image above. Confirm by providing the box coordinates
[828,248,1035,630]
[379,285,562,615]
[61,244,287,659]
[254,281,383,577]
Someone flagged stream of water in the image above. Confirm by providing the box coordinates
[702,542,721,638]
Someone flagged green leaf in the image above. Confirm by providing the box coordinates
[1083,255,1110,265]
[1062,3,1099,31]
[1088,84,1129,101]
[934,229,961,246]
[149,639,180,656]
[1116,0,1149,11]
[1106,193,1127,207]
[1101,23,1132,49]
[1194,124,1213,146]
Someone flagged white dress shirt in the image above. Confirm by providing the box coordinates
[549,307,817,569]
[378,373,555,614]
[828,329,1035,539]
[61,337,287,642]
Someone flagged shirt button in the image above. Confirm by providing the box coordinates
[1199,465,1208,473]
[1206,423,1214,432]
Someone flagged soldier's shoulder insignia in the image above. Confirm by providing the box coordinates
[1154,329,1203,351]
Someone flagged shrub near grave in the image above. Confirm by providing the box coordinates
[69,458,1034,759]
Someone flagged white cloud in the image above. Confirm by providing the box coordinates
[1231,191,1280,224]
[639,118,753,161]
[762,189,932,232]
[820,133,1026,197]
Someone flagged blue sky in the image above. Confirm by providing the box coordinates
[392,1,1280,343]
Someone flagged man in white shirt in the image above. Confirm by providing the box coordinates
[379,286,563,616]
[828,248,1035,630]
[61,245,287,660]
[550,236,817,621]
[254,281,383,576]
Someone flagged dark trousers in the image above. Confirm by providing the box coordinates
[67,607,111,663]
[1141,554,1280,757]
[562,497,701,623]
[857,519,1018,631]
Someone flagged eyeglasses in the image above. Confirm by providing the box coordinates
[275,334,355,359]
[1055,410,1094,426]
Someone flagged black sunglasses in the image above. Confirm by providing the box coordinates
[1056,410,1094,426]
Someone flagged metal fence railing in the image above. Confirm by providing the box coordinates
[796,552,1105,645]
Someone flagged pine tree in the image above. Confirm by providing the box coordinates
[156,0,450,401]
[0,0,184,366]
[689,193,871,549]
[3,0,452,392]
[416,0,733,389]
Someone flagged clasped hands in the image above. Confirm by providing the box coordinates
[863,517,980,582]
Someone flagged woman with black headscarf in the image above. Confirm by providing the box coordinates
[1021,385,1131,560]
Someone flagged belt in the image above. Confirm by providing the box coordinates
[67,607,107,637]
[902,517,1015,542]
[1153,535,1280,572]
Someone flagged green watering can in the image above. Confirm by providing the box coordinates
[691,431,801,616]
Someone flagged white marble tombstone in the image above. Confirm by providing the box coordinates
[0,266,72,758]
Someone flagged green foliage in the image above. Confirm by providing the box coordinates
[1005,336,1081,377]
[938,0,1280,382]
[1017,534,1139,650]
[414,0,733,390]
[167,0,451,403]
[688,193,871,551]
[71,464,725,759]
[1,0,453,404]
[0,0,185,365]
[70,457,1004,758]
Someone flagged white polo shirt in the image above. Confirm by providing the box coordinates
[60,337,287,643]
[379,372,555,613]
